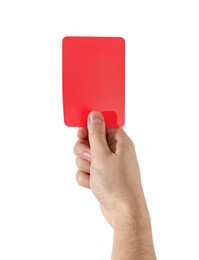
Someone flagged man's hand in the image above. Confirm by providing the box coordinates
[73,111,156,259]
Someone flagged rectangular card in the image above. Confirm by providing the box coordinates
[62,36,125,128]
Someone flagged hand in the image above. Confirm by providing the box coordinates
[74,111,150,228]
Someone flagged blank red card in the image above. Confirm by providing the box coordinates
[62,36,125,128]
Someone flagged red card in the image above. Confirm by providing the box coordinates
[62,36,125,128]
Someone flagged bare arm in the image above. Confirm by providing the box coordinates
[111,193,156,260]
[74,111,156,259]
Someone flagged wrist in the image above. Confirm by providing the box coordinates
[112,209,151,234]
[111,193,151,231]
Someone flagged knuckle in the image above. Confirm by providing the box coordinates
[89,127,104,139]
[75,157,79,167]
[76,171,85,187]
[76,157,90,173]
[73,141,85,157]
[128,138,135,149]
[73,141,79,155]
[76,171,81,184]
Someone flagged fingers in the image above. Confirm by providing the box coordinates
[73,140,91,162]
[74,135,90,189]
[76,171,90,189]
[75,157,90,173]
[77,127,88,140]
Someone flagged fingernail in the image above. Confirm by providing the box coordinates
[89,113,103,125]
[83,151,91,161]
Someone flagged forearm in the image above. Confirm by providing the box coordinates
[111,221,156,260]
[111,192,156,260]
[111,220,156,260]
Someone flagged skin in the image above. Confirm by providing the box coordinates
[73,111,156,260]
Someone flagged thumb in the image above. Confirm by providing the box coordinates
[87,111,111,158]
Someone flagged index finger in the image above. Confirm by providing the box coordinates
[77,127,88,140]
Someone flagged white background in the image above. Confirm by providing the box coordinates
[0,1,199,259]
